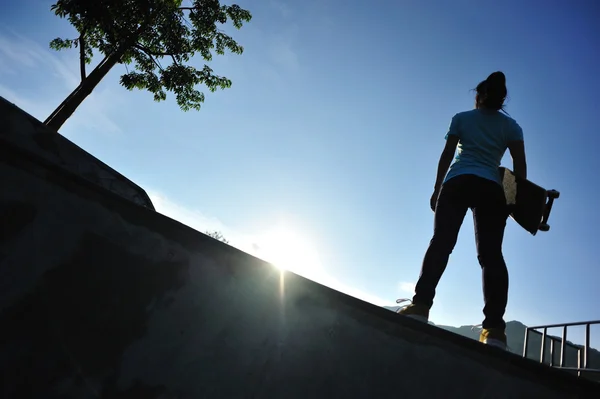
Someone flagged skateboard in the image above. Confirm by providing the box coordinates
[498,167,560,236]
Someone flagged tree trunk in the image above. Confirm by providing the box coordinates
[44,18,153,132]
[44,51,122,132]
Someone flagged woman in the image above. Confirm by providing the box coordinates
[397,71,527,350]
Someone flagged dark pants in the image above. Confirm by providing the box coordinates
[413,174,509,330]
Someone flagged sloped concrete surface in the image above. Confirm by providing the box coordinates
[1,145,599,398]
[0,97,153,209]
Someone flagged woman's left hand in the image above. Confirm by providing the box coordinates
[430,190,439,212]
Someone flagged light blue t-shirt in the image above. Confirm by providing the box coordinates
[443,109,524,185]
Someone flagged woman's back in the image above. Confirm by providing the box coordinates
[444,108,523,185]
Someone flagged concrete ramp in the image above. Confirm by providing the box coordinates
[1,141,598,398]
[0,97,154,209]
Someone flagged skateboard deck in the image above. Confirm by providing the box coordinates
[498,167,560,236]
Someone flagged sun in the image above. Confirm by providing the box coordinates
[254,227,323,279]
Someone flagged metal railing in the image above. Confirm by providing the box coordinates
[524,320,600,377]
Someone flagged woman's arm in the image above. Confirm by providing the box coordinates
[433,135,459,192]
[430,135,459,211]
[508,140,527,179]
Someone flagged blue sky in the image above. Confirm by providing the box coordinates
[1,0,599,343]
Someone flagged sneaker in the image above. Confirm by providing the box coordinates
[395,298,429,323]
[478,327,507,350]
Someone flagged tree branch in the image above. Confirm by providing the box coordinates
[148,54,164,71]
[133,43,175,57]
[79,34,86,81]
[181,14,193,29]
[133,44,165,71]
[134,43,180,68]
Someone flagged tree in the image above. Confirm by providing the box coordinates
[45,0,252,131]
[205,230,229,244]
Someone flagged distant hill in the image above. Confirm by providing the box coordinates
[383,305,600,381]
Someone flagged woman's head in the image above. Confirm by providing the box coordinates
[475,71,507,111]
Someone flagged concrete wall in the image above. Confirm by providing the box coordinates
[0,97,153,210]
[1,145,598,398]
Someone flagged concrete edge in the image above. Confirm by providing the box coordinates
[0,97,155,210]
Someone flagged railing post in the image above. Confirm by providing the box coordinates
[523,328,530,357]
[541,328,547,364]
[521,320,599,375]
[584,323,590,369]
[578,348,582,377]
[560,325,567,367]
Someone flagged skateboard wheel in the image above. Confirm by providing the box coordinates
[539,223,550,232]
[548,190,560,199]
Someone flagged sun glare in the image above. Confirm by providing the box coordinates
[250,226,389,307]
[255,227,323,279]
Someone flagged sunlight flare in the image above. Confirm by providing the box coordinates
[253,226,323,279]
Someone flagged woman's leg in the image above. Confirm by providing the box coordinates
[472,179,509,330]
[412,175,471,308]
